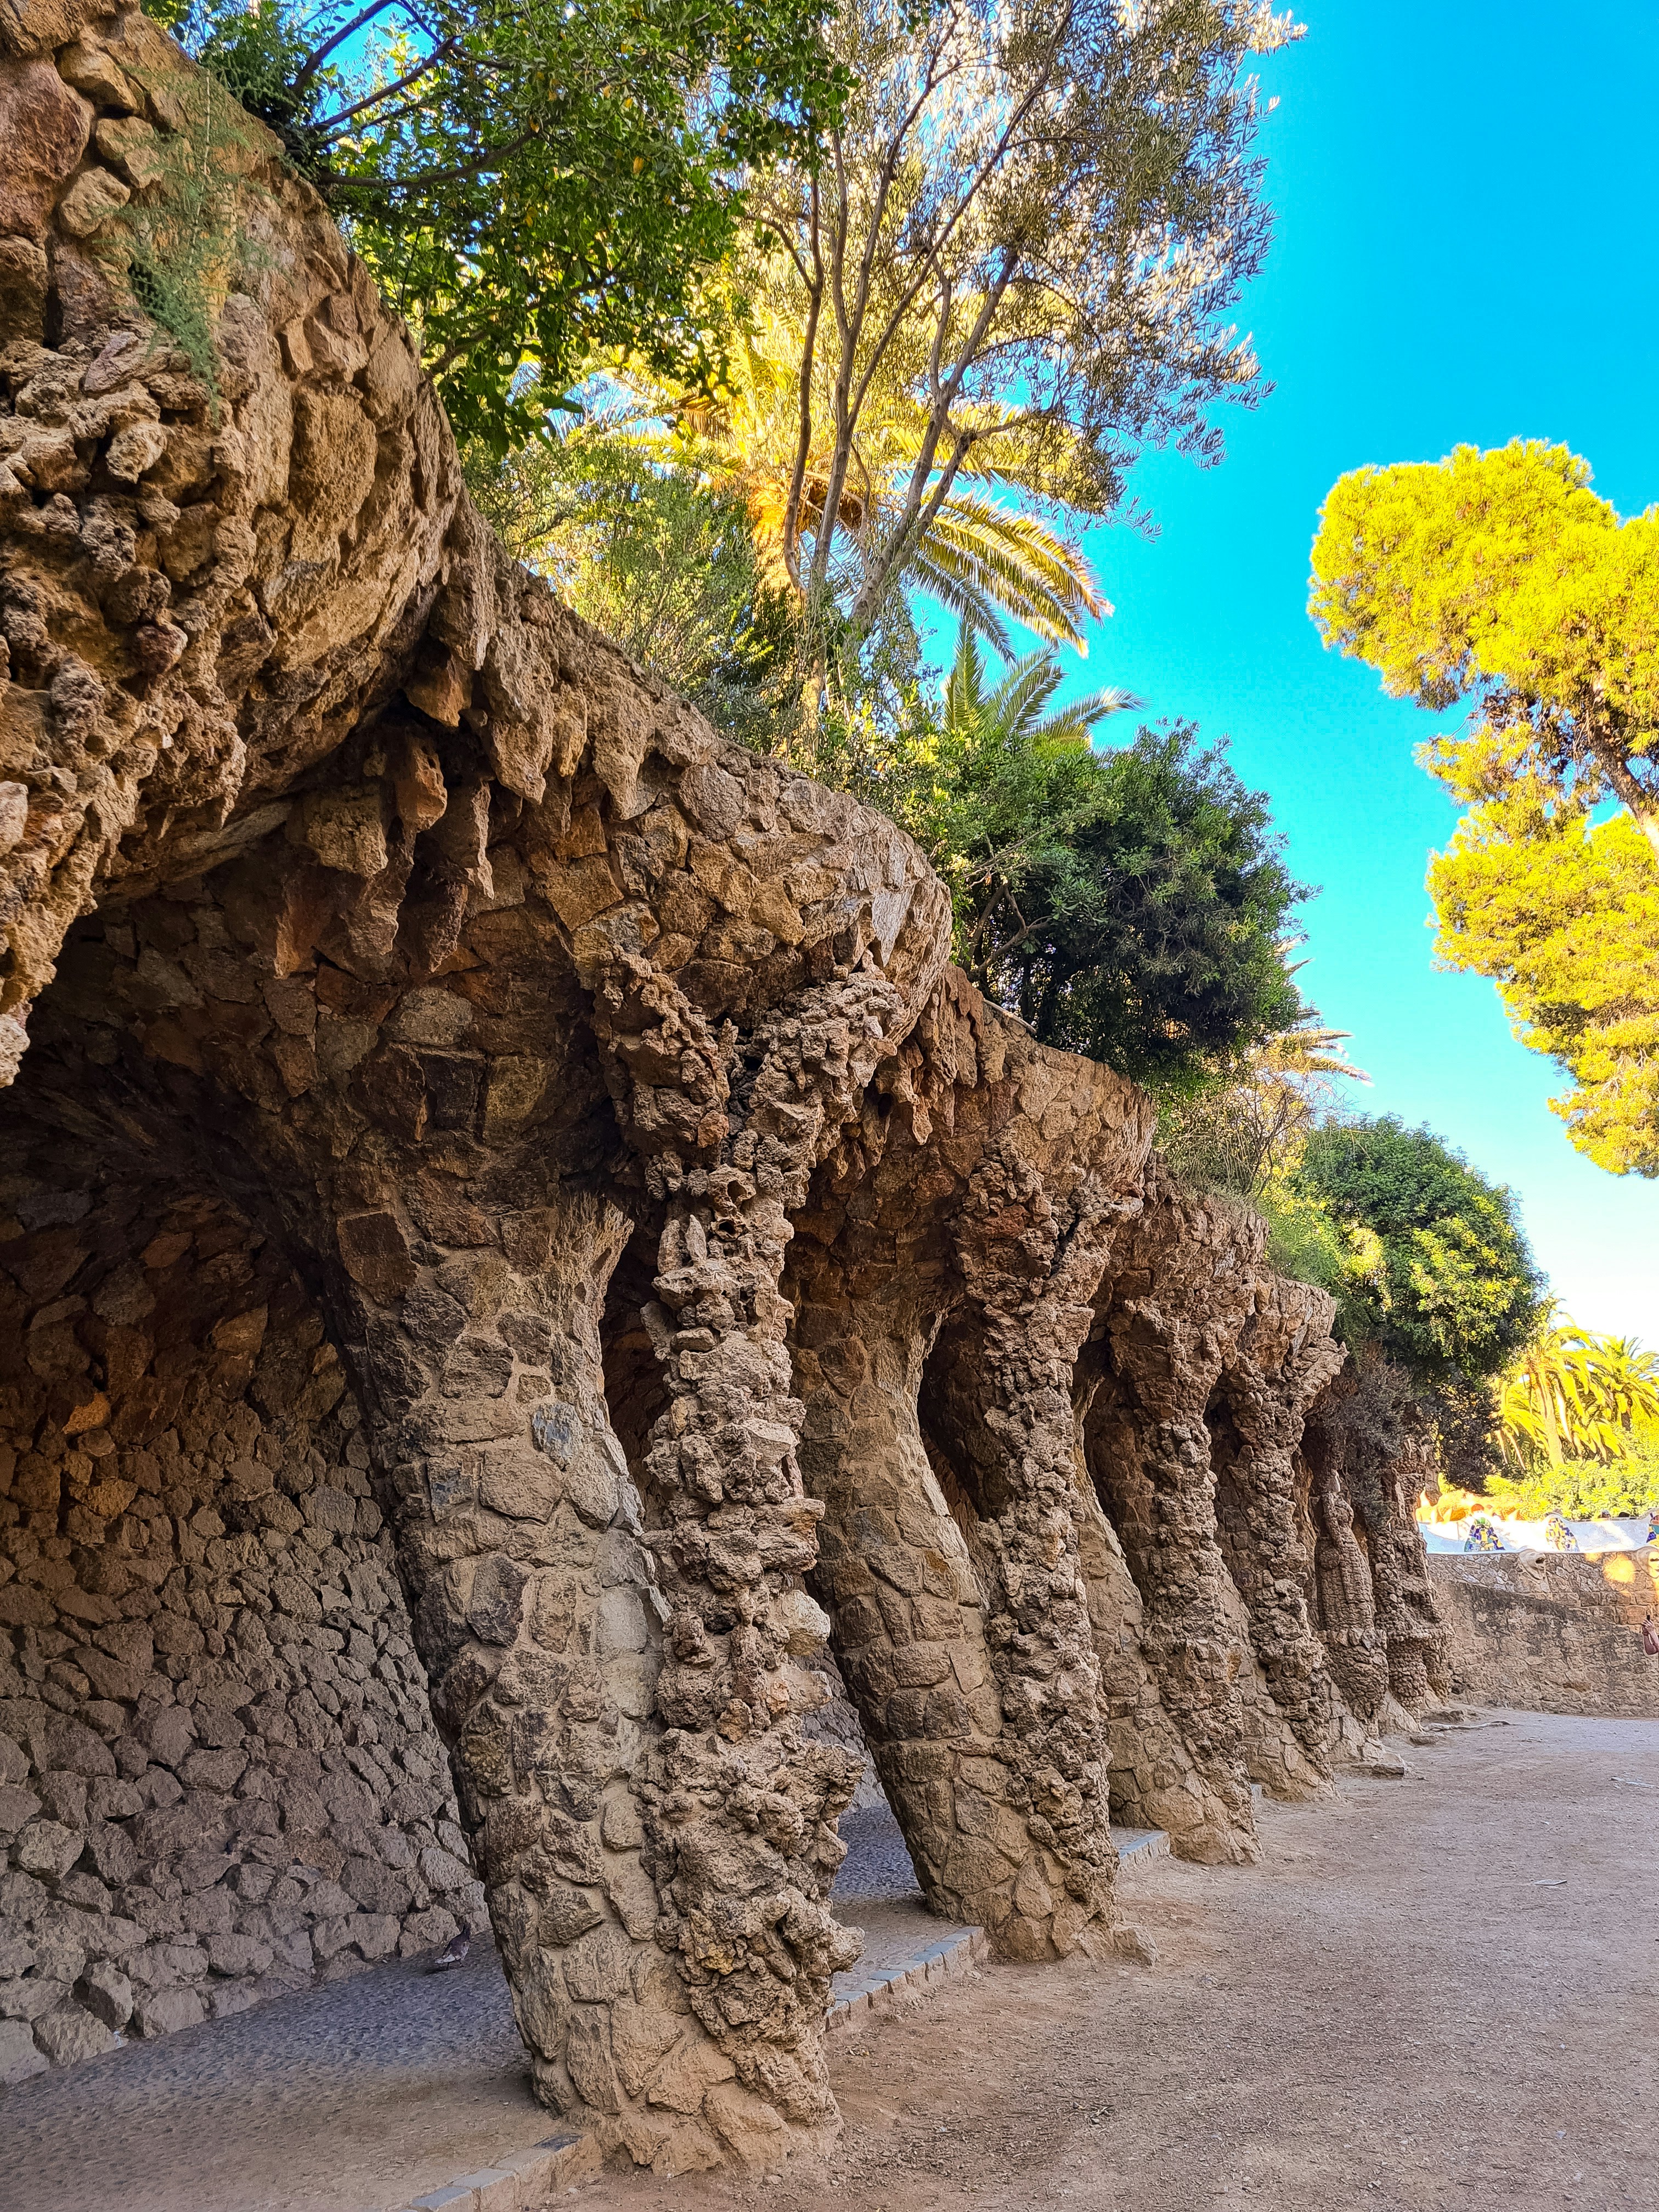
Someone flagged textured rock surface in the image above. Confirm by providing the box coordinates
[1301,1353,1451,1718]
[0,0,1448,2155]
[790,969,1148,1962]
[1430,1548,1659,1718]
[0,1139,484,2088]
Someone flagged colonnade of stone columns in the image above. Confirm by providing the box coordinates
[0,53,1450,2138]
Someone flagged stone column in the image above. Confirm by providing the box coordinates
[1366,1480,1453,1713]
[574,941,951,2159]
[1309,1475,1392,1723]
[1069,1457,1251,1858]
[912,1140,1127,1957]
[329,1183,719,2160]
[1081,1161,1259,1857]
[1204,1275,1346,1796]
[1302,1357,1451,1718]
[790,1254,1077,1955]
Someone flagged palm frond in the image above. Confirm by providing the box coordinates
[1039,686,1143,744]
[907,550,1015,661]
[921,495,1108,650]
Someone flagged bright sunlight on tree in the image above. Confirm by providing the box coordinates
[1308,439,1659,1177]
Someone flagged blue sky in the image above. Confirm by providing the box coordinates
[1034,1,1659,1342]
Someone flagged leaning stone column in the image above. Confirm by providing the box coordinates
[1206,1274,1346,1794]
[790,1254,1066,1953]
[1069,1452,1250,1857]
[1082,1160,1259,1856]
[915,1138,1130,1957]
[323,1184,709,2148]
[1309,1472,1393,1723]
[554,765,953,2159]
[1302,1356,1451,1718]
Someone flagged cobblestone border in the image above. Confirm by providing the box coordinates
[379,1826,1175,2202]
[823,1824,1171,2034]
[825,1925,990,2033]
[385,2129,603,2211]
[1113,1827,1172,1881]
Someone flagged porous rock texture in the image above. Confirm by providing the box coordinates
[0,0,1448,2159]
[1428,1546,1659,1719]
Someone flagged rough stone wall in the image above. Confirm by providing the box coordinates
[1430,1549,1659,1719]
[0,0,1449,2154]
[0,1140,482,2090]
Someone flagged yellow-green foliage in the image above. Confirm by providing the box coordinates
[1310,439,1659,743]
[1482,1446,1659,1523]
[1494,1302,1659,1471]
[1252,1186,1367,1328]
[1429,763,1659,1175]
[1309,439,1659,1176]
[110,61,268,405]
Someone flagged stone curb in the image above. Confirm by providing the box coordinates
[367,1832,1178,2200]
[382,2129,603,2211]
[1114,1827,1171,1882]
[823,1825,1172,2034]
[825,1925,989,2032]
[376,1832,1176,2196]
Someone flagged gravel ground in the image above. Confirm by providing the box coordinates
[0,1796,941,2212]
[10,1713,1656,2212]
[595,1710,1659,2212]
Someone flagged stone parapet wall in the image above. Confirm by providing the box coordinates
[0,1149,483,2086]
[1430,1549,1659,1719]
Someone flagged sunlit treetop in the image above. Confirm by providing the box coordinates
[145,0,851,454]
[1309,438,1659,857]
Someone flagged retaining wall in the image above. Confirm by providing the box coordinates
[1429,1549,1659,1719]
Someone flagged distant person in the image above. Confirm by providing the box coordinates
[1642,1616,1659,1658]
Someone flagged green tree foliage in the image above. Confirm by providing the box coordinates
[146,0,848,453]
[1289,1117,1541,1385]
[735,0,1299,696]
[1308,439,1659,1175]
[909,628,1304,1089]
[1482,1442,1659,1523]
[1493,1301,1659,1472]
[1427,769,1659,1178]
[467,410,791,730]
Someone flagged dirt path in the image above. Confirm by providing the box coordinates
[5,1712,1655,2211]
[591,1712,1659,2212]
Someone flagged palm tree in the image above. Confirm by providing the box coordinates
[1497,1303,1659,1469]
[943,624,1138,751]
[641,292,1110,660]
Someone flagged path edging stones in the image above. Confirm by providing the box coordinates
[826,1926,989,2032]
[388,2129,602,2211]
[1113,1829,1171,1882]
